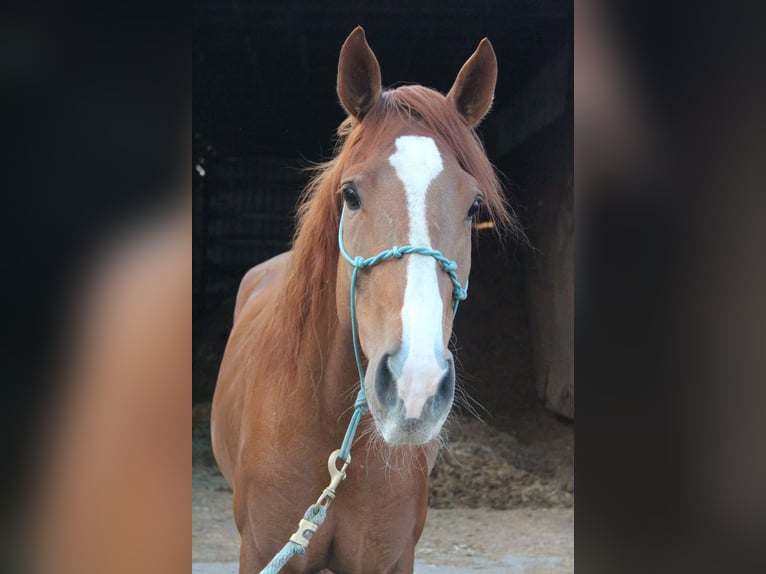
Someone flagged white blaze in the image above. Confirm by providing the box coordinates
[388,135,447,419]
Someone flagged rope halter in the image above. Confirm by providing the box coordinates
[336,206,469,459]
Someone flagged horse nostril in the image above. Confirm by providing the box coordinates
[433,359,455,414]
[375,353,398,408]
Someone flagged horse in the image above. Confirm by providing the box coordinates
[211,26,518,573]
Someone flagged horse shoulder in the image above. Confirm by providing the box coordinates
[212,251,292,483]
[233,251,292,323]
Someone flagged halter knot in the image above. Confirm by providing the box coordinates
[441,260,458,272]
[353,256,366,268]
[390,246,403,258]
[453,286,468,301]
[353,387,369,412]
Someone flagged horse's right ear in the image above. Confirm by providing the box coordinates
[337,26,382,121]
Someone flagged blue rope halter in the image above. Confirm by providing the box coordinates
[336,205,468,460]
[259,206,469,574]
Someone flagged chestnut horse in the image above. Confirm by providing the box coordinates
[211,27,517,573]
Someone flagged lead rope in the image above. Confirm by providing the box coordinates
[258,206,468,574]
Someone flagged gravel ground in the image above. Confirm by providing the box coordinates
[193,466,573,572]
[192,404,573,573]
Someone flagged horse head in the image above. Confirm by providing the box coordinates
[333,27,503,445]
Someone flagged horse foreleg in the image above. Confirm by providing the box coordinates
[387,548,415,574]
[237,532,263,574]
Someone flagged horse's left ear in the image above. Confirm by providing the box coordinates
[447,38,498,127]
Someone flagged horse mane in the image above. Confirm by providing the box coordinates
[241,85,521,391]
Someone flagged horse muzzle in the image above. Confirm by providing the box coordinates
[369,350,455,445]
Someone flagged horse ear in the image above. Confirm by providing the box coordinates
[337,26,382,121]
[447,38,498,127]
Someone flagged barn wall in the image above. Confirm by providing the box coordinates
[526,177,574,419]
[451,232,538,419]
[192,157,305,402]
[193,157,304,315]
[483,36,574,420]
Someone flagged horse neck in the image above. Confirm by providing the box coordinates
[286,257,358,425]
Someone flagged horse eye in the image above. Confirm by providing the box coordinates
[342,186,361,210]
[467,198,481,219]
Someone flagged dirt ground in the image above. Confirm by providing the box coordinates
[192,402,573,572]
